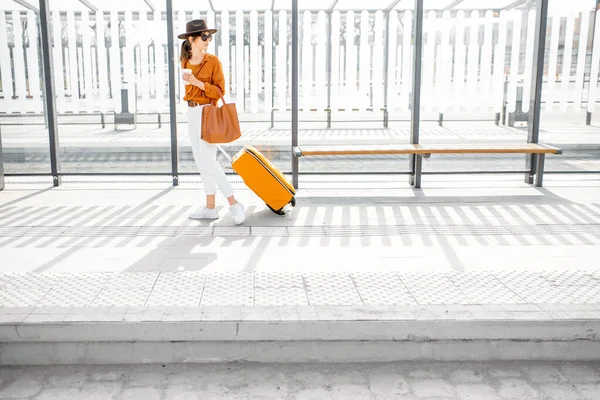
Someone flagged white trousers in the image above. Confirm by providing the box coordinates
[187,105,234,198]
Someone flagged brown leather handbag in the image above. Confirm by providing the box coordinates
[201,87,241,144]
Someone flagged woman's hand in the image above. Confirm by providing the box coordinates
[182,73,205,90]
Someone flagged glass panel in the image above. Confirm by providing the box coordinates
[541,0,600,173]
[1,9,51,175]
[177,7,291,175]
[418,0,540,173]
[335,0,398,10]
[298,4,413,174]
[47,1,172,174]
[274,0,327,10]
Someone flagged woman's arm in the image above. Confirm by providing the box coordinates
[202,58,225,99]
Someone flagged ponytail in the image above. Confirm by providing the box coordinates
[179,39,192,62]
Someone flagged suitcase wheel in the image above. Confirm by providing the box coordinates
[267,204,286,216]
[290,196,296,207]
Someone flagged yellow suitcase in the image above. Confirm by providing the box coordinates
[231,145,296,215]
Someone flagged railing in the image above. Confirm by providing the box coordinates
[1,7,599,118]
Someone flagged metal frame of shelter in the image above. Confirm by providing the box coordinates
[16,0,550,188]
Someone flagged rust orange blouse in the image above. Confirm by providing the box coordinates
[181,53,225,104]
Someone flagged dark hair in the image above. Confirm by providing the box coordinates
[179,37,194,62]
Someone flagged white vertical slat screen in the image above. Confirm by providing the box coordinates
[521,9,536,114]
[66,11,79,113]
[438,10,452,113]
[575,11,590,111]
[507,10,522,114]
[153,10,165,112]
[221,10,230,97]
[81,11,94,113]
[466,11,480,113]
[51,11,65,113]
[587,10,600,114]
[493,11,508,114]
[250,10,259,113]
[387,11,398,112]
[26,10,42,113]
[176,10,186,113]
[560,14,575,112]
[123,11,135,113]
[480,11,493,111]
[110,11,121,113]
[139,12,150,110]
[422,11,436,112]
[264,11,273,111]
[453,11,466,113]
[315,11,326,111]
[236,10,244,111]
[372,11,384,112]
[546,15,561,110]
[207,10,215,55]
[401,11,412,112]
[302,10,312,111]
[277,10,287,111]
[359,10,369,110]
[1,6,598,120]
[573,11,590,111]
[0,12,13,113]
[330,11,341,112]
[12,11,27,112]
[96,11,109,113]
[345,11,356,110]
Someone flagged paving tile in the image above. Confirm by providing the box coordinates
[254,288,309,306]
[146,287,203,307]
[91,287,152,307]
[104,273,159,288]
[255,272,303,289]
[0,287,50,307]
[154,272,206,288]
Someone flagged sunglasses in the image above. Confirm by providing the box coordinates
[200,33,213,41]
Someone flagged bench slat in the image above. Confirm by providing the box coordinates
[294,143,562,157]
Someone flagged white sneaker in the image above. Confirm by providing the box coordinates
[189,206,219,220]
[229,202,246,225]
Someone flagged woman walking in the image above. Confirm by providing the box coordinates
[179,19,245,225]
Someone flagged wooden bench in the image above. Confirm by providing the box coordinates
[293,143,563,188]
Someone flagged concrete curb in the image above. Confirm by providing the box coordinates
[2,319,600,342]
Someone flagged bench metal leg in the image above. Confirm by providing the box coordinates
[525,153,536,185]
[535,153,545,187]
[438,112,443,127]
[271,108,275,129]
[409,155,423,189]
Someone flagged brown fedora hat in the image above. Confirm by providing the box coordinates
[177,19,217,39]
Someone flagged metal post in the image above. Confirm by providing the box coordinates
[166,0,179,186]
[383,10,390,128]
[409,0,424,188]
[526,0,549,185]
[39,0,61,186]
[291,0,299,188]
[586,1,600,125]
[326,11,333,128]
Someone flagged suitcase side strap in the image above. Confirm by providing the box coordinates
[244,148,296,197]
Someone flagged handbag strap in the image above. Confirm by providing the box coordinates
[210,86,226,106]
